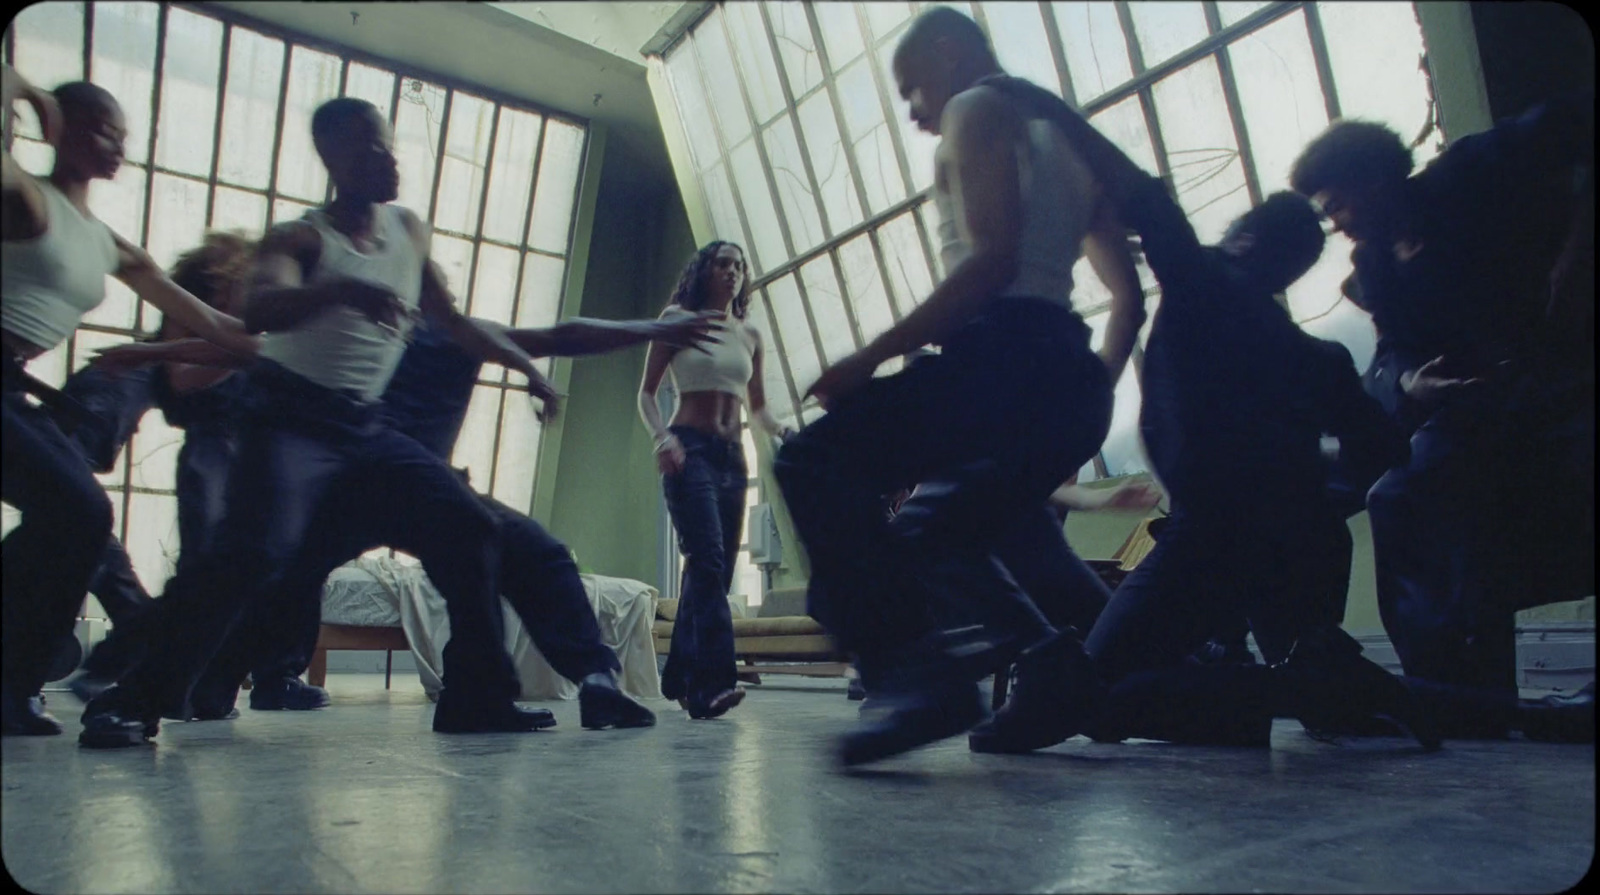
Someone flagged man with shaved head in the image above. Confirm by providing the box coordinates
[775,6,1145,766]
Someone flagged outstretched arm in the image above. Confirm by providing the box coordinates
[111,232,258,357]
[507,309,721,358]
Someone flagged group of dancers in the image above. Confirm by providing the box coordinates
[2,4,1592,767]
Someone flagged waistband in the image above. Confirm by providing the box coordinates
[247,359,383,435]
[2,344,95,430]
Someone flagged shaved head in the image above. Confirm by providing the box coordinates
[891,6,1000,137]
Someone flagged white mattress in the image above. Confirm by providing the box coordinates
[320,563,404,628]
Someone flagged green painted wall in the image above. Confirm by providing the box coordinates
[542,134,698,589]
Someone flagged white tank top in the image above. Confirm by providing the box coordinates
[668,319,753,397]
[258,205,423,402]
[934,117,1097,305]
[1,181,118,352]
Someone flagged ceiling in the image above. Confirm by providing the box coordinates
[203,1,692,194]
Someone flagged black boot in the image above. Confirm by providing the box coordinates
[578,671,656,729]
[839,635,993,766]
[432,694,557,733]
[1519,682,1595,743]
[1273,628,1441,752]
[968,628,1103,754]
[79,685,159,748]
[2,690,63,736]
[685,687,746,720]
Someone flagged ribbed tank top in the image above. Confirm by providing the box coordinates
[668,320,753,397]
[1,181,118,351]
[257,205,423,402]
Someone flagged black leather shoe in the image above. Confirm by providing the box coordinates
[840,677,986,766]
[686,687,746,720]
[1276,628,1441,752]
[249,677,331,711]
[78,686,158,748]
[433,697,557,733]
[847,678,868,701]
[67,671,118,705]
[578,672,656,729]
[969,629,1102,755]
[2,691,64,736]
[1520,682,1596,743]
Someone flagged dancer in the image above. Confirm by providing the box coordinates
[1291,96,1594,739]
[773,7,1143,765]
[77,96,561,747]
[637,241,792,719]
[2,66,255,736]
[965,73,1436,753]
[94,248,723,734]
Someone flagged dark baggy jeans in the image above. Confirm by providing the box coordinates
[116,362,519,714]
[660,425,748,704]
[775,298,1111,688]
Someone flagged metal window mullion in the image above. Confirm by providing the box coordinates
[1038,0,1080,107]
[325,56,350,205]
[852,5,922,324]
[461,103,502,317]
[81,1,94,81]
[1203,2,1264,207]
[1300,1,1343,121]
[825,246,868,350]
[754,1,836,249]
[750,189,930,290]
[386,68,403,128]
[202,23,233,228]
[500,114,547,348]
[712,5,799,263]
[756,289,806,424]
[788,257,841,386]
[684,32,761,273]
[801,3,875,233]
[424,86,453,225]
[261,37,294,224]
[1114,2,1176,191]
[3,28,16,150]
[134,3,170,333]
[1078,1,1298,118]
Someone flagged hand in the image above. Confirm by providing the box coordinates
[776,426,797,443]
[89,341,169,374]
[804,352,879,411]
[655,433,686,476]
[336,279,411,330]
[523,367,562,423]
[1102,481,1162,510]
[652,309,725,353]
[1400,356,1482,405]
[3,64,62,146]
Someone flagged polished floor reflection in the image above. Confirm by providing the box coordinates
[3,675,1592,894]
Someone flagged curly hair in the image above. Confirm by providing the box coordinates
[667,241,750,320]
[169,230,255,311]
[1290,120,1414,198]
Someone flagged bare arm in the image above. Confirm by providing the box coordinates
[158,317,248,392]
[1084,201,1146,385]
[637,308,686,475]
[2,64,59,241]
[91,337,254,375]
[507,309,720,358]
[747,327,791,439]
[111,232,258,357]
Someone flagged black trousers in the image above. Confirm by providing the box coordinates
[660,425,748,704]
[118,364,519,713]
[197,477,620,698]
[1368,374,1594,693]
[775,299,1111,687]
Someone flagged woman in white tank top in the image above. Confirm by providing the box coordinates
[637,241,791,719]
[2,65,256,735]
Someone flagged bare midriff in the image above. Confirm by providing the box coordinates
[671,389,744,443]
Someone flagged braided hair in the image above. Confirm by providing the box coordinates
[667,241,750,320]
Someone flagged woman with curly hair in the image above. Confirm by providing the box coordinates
[638,241,791,719]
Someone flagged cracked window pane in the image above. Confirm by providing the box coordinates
[1217,1,1270,28]
[1151,56,1252,244]
[814,0,865,72]
[1229,10,1328,196]
[482,108,544,245]
[767,1,824,98]
[433,92,494,237]
[1051,1,1133,102]
[665,41,722,171]
[981,2,1063,97]
[799,255,856,365]
[763,113,827,255]
[797,88,863,235]
[1317,2,1440,165]
[1128,1,1211,69]
[394,77,446,217]
[838,233,895,345]
[730,138,787,274]
[124,492,179,594]
[696,7,755,147]
[492,391,541,514]
[725,0,787,125]
[876,210,934,316]
[527,119,584,255]
[875,23,936,194]
[746,293,796,423]
[766,274,822,394]
[344,62,396,121]
[209,186,269,238]
[701,161,748,249]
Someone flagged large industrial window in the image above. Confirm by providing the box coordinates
[657,0,1440,479]
[2,2,588,596]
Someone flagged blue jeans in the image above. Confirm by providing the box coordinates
[661,425,748,704]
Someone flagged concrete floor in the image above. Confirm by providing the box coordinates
[3,674,1593,894]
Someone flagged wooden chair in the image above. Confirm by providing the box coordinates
[306,624,411,690]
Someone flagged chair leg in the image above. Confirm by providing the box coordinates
[384,650,393,690]
[308,649,328,688]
